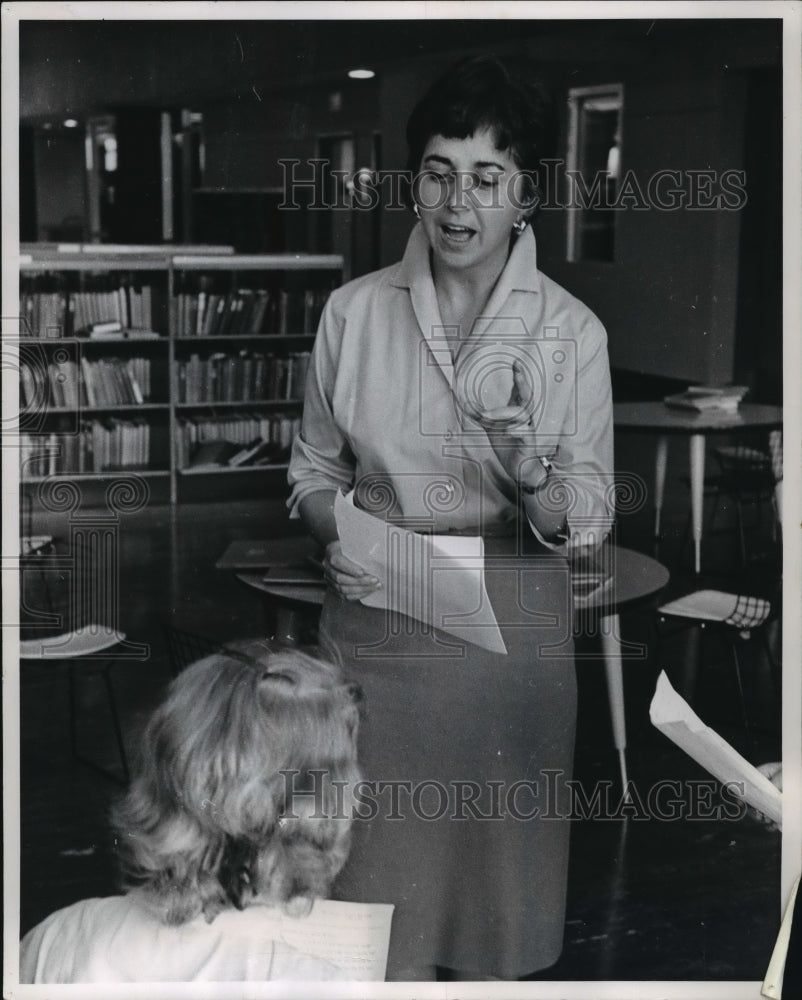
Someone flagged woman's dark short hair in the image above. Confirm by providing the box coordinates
[404,53,557,207]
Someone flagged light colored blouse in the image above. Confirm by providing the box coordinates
[288,224,614,548]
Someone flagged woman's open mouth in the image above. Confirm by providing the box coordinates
[440,224,476,244]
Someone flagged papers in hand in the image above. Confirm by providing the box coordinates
[334,491,507,654]
[649,671,782,828]
[252,899,394,981]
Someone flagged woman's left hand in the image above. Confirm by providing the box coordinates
[475,360,554,489]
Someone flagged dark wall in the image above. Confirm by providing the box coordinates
[32,128,86,241]
[19,18,782,391]
[539,70,745,385]
[374,22,781,387]
[732,67,782,404]
[20,126,37,242]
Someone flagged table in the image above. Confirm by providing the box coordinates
[236,543,669,798]
[614,401,783,573]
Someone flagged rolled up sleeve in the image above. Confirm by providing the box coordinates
[528,317,615,551]
[287,298,356,518]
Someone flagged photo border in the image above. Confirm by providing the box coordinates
[2,2,800,998]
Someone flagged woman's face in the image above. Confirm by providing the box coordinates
[415,127,528,280]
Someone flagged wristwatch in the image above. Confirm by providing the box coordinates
[519,455,554,494]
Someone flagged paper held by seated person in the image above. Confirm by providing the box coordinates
[255,899,395,981]
[334,490,507,654]
[649,670,782,828]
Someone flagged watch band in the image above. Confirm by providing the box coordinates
[519,455,554,494]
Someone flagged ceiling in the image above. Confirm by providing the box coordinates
[19,16,781,125]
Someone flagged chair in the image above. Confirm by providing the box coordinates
[20,626,133,785]
[710,430,782,565]
[161,621,222,677]
[20,513,149,785]
[656,483,782,747]
[19,491,59,626]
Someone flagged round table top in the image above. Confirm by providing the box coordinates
[576,545,669,612]
[238,545,669,615]
[239,575,327,607]
[613,401,782,434]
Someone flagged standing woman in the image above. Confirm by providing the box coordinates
[288,55,614,981]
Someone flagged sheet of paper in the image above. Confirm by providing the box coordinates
[252,899,394,981]
[334,491,507,654]
[762,875,800,998]
[649,671,782,827]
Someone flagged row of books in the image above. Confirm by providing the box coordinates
[20,358,152,409]
[18,291,67,337]
[176,351,310,404]
[20,420,151,477]
[19,285,155,337]
[174,287,330,337]
[177,411,301,470]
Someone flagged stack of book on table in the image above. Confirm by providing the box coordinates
[663,384,749,413]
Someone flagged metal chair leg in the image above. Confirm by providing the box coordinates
[67,660,129,786]
[103,663,130,784]
[68,659,80,764]
[735,500,747,567]
[758,625,782,703]
[729,642,753,749]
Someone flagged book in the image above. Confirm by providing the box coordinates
[188,440,241,470]
[664,384,749,412]
[88,328,160,341]
[227,436,269,467]
[260,562,326,585]
[215,535,319,570]
[241,440,284,466]
[87,320,123,335]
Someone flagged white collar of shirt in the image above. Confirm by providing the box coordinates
[389,223,541,387]
[390,221,541,297]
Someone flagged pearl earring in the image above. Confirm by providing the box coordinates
[512,218,527,235]
[413,204,421,219]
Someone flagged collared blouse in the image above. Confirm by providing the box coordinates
[288,224,614,548]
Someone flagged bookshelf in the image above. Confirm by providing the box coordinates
[18,248,343,504]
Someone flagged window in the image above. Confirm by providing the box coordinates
[566,84,623,263]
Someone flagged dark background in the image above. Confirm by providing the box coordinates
[19,17,782,398]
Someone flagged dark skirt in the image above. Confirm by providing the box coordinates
[321,538,577,979]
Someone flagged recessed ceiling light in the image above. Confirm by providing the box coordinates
[63,118,79,128]
[348,68,375,80]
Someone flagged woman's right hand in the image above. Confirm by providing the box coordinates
[323,540,381,601]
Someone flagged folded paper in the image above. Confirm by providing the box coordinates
[334,490,507,654]
[762,876,800,998]
[649,670,782,827]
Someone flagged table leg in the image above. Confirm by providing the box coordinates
[689,433,706,574]
[259,599,305,645]
[601,614,630,802]
[654,435,668,538]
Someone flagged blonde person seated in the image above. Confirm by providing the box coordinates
[20,642,365,984]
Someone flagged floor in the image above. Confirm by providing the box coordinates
[15,436,783,983]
